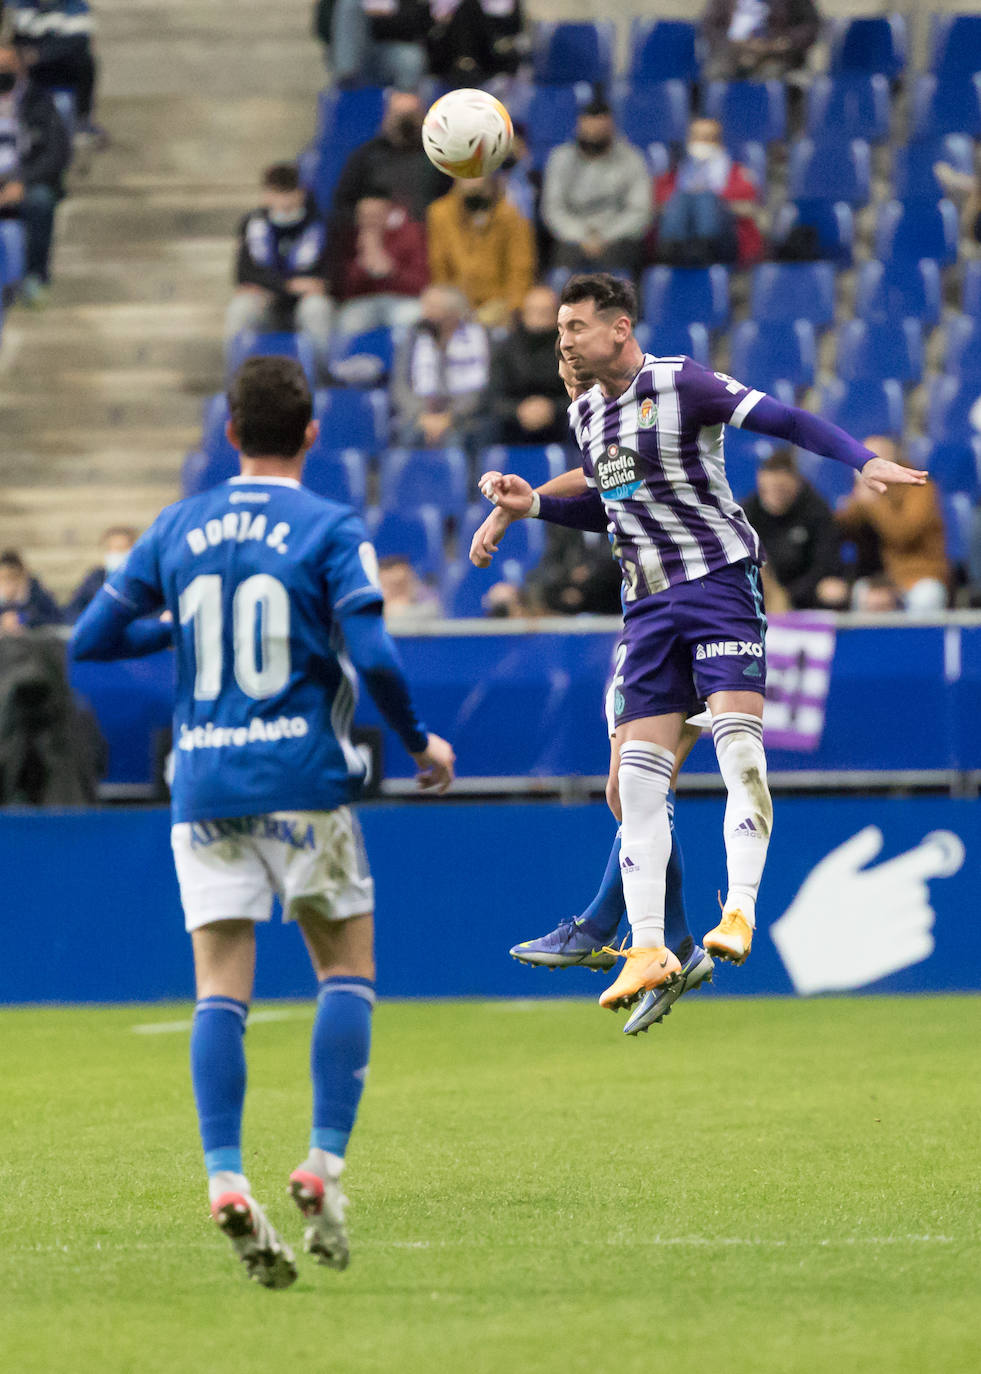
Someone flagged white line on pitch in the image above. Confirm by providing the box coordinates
[131,1009,311,1034]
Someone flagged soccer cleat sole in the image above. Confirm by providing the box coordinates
[623,964,714,1036]
[704,938,750,966]
[212,1193,298,1290]
[288,1173,350,1271]
[509,947,616,972]
[600,970,682,1014]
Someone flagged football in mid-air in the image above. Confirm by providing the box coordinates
[422,88,514,179]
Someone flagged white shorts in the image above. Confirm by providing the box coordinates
[171,808,374,933]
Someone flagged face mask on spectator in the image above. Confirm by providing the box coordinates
[0,73,17,95]
[268,206,305,228]
[103,551,129,574]
[418,318,442,338]
[391,115,423,148]
[462,193,492,213]
[577,136,612,157]
[686,140,720,162]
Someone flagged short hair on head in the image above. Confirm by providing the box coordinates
[759,450,799,477]
[0,549,25,571]
[227,356,312,459]
[263,162,300,193]
[101,525,139,544]
[378,554,413,571]
[580,98,612,119]
[560,273,637,325]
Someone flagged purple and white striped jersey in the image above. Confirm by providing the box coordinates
[570,354,765,602]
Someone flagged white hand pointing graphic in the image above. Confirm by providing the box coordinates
[770,827,965,996]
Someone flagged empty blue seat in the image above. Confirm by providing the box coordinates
[478,444,568,491]
[227,331,318,385]
[819,379,904,439]
[181,449,238,497]
[927,375,981,442]
[315,86,385,151]
[201,393,230,454]
[527,84,581,169]
[795,449,855,506]
[729,319,817,393]
[328,327,400,386]
[940,491,975,567]
[892,135,974,202]
[771,199,854,264]
[635,320,711,365]
[628,19,699,83]
[613,80,691,153]
[829,15,906,79]
[806,74,891,144]
[703,81,787,147]
[379,447,468,517]
[943,314,981,380]
[854,259,942,327]
[750,262,836,329]
[368,506,444,578]
[788,138,871,205]
[314,387,389,452]
[641,266,730,331]
[534,22,615,84]
[908,437,981,497]
[445,559,525,619]
[722,431,778,503]
[835,319,924,386]
[911,75,981,139]
[930,14,981,80]
[301,449,367,508]
[874,198,958,267]
[0,219,25,288]
[961,261,981,318]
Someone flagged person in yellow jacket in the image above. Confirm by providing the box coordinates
[427,175,536,328]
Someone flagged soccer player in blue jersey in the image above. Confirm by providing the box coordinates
[475,273,924,1018]
[73,357,454,1288]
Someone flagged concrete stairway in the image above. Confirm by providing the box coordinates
[0,0,323,596]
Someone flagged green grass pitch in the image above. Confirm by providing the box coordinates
[3,994,979,1374]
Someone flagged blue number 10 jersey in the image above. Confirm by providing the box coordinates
[104,476,384,823]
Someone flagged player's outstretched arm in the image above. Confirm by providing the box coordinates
[72,588,173,662]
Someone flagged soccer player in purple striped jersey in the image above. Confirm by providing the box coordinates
[477,273,926,1017]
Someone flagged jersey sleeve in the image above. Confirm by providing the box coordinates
[322,511,385,617]
[102,522,165,617]
[677,359,765,429]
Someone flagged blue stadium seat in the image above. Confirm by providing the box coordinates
[943,314,981,380]
[930,14,981,81]
[527,84,581,170]
[908,436,981,497]
[641,266,730,331]
[226,331,318,386]
[328,327,400,386]
[874,198,958,267]
[301,449,367,508]
[368,506,444,578]
[939,491,975,566]
[892,135,974,203]
[628,19,699,84]
[788,138,871,205]
[533,22,615,85]
[635,320,711,365]
[702,81,787,147]
[201,393,230,455]
[835,319,924,386]
[926,375,981,442]
[829,15,906,79]
[961,261,981,318]
[911,75,981,140]
[729,320,817,393]
[478,444,568,491]
[314,86,385,150]
[805,74,891,144]
[819,379,905,439]
[314,387,389,451]
[613,80,691,153]
[794,449,854,506]
[181,449,238,497]
[854,260,942,327]
[721,431,778,504]
[0,219,25,288]
[379,447,468,517]
[771,199,854,264]
[750,262,836,329]
[445,559,528,619]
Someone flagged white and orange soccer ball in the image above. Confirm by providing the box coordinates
[421,88,514,179]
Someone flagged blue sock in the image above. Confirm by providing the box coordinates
[578,827,626,943]
[664,794,693,962]
[190,996,248,1178]
[310,977,374,1159]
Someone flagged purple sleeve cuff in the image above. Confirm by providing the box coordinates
[741,395,872,473]
[536,491,610,533]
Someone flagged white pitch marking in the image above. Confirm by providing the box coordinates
[131,1008,310,1034]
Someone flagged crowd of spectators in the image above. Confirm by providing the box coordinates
[0,528,137,633]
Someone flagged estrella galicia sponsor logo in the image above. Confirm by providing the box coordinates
[638,397,658,428]
[595,442,643,502]
[695,640,764,660]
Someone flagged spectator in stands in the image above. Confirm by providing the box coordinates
[482,580,532,618]
[530,528,623,616]
[852,573,903,615]
[427,173,535,327]
[332,90,450,228]
[741,452,848,609]
[391,283,489,447]
[837,437,950,613]
[0,549,62,630]
[226,163,333,356]
[9,0,102,139]
[315,0,428,91]
[934,160,981,246]
[701,0,821,81]
[541,100,651,278]
[377,554,441,624]
[333,188,427,336]
[64,526,138,622]
[653,117,763,267]
[485,285,568,445]
[427,0,525,86]
[0,39,70,306]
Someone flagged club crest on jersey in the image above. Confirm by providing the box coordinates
[638,398,658,429]
[595,443,643,502]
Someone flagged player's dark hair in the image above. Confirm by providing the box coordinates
[560,273,638,325]
[263,162,301,192]
[759,451,800,477]
[227,357,312,459]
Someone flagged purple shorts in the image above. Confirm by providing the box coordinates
[612,559,767,726]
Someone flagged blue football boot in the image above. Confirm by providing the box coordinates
[509,918,619,971]
[623,944,714,1034]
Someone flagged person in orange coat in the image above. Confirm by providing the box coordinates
[837,436,950,612]
[426,174,536,328]
[653,118,764,267]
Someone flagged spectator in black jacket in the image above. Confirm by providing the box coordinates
[315,0,428,91]
[9,0,102,135]
[485,286,569,445]
[702,0,821,81]
[64,526,138,621]
[427,0,525,86]
[0,549,63,630]
[741,452,849,610]
[0,40,71,304]
[331,90,450,228]
[226,162,334,355]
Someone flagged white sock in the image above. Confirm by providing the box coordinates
[617,741,674,948]
[712,713,772,927]
[303,1148,344,1182]
[208,1170,250,1204]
